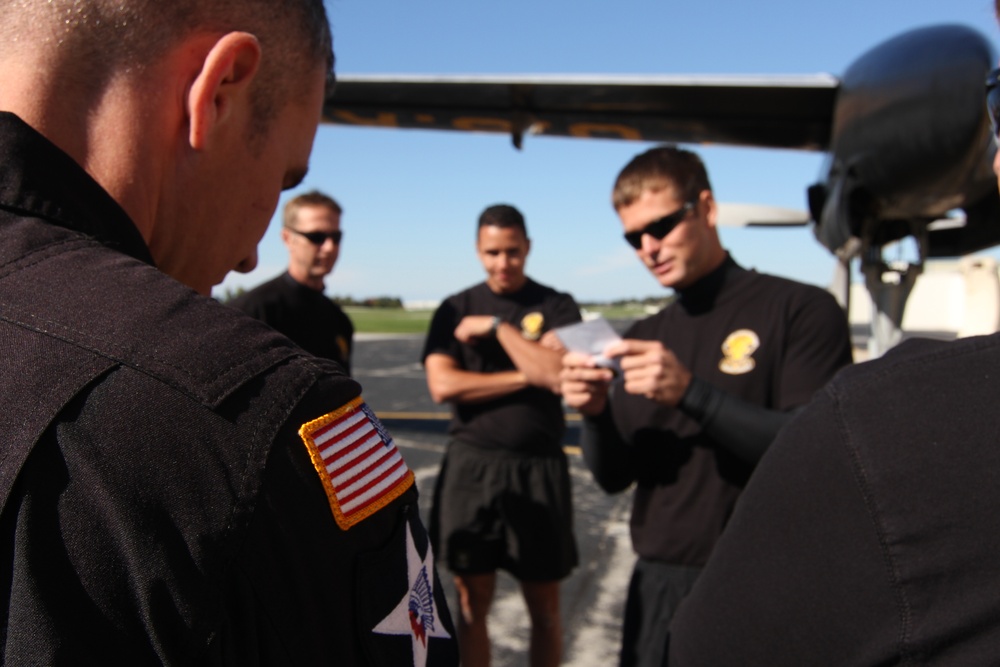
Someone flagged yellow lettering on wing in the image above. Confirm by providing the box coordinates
[453,117,512,133]
[568,123,642,140]
[330,111,400,127]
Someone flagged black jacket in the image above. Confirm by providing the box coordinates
[0,112,457,666]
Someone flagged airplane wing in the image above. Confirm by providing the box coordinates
[323,74,839,150]
[716,203,809,227]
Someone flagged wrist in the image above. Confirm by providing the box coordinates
[488,316,502,337]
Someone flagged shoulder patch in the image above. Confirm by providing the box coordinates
[299,397,414,530]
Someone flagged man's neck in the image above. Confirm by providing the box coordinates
[289,268,326,292]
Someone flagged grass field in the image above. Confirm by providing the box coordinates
[346,304,654,334]
[345,307,434,334]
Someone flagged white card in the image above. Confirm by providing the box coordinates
[554,316,623,372]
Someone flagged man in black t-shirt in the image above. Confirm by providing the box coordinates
[230,190,354,373]
[560,146,852,667]
[422,204,581,667]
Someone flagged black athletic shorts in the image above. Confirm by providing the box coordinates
[429,438,578,582]
[620,558,702,667]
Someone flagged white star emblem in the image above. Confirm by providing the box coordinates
[372,521,451,667]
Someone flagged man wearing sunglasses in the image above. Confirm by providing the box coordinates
[560,145,852,667]
[231,190,355,374]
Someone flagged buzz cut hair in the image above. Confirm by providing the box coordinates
[283,190,343,228]
[477,204,527,236]
[612,145,713,211]
[0,0,334,139]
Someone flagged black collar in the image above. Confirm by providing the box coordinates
[0,111,154,266]
[676,254,742,313]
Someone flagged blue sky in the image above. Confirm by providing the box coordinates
[214,0,1000,304]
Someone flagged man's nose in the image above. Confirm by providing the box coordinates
[640,233,660,255]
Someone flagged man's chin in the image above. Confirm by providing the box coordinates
[310,265,334,278]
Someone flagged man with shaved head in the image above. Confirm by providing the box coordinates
[0,1,457,664]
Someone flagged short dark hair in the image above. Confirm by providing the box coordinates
[612,145,712,211]
[0,0,334,144]
[283,191,343,228]
[478,204,527,236]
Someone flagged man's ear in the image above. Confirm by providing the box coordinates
[187,31,262,150]
[700,190,719,229]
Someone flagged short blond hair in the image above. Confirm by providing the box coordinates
[283,191,343,228]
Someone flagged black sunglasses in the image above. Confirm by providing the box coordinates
[289,228,343,245]
[623,202,694,250]
[986,68,1000,136]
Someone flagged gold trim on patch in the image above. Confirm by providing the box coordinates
[298,396,414,530]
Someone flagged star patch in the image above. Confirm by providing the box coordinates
[372,521,452,667]
[299,397,414,530]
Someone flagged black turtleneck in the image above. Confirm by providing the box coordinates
[675,253,738,314]
[579,249,852,566]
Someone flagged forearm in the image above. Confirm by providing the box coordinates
[496,322,563,392]
[580,407,635,493]
[427,367,528,405]
[679,376,800,464]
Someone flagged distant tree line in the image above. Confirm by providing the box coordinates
[218,288,670,311]
[579,295,676,309]
[331,295,404,309]
[216,288,403,309]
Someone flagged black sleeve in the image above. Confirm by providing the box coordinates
[667,386,898,666]
[216,370,460,665]
[679,376,801,464]
[548,292,583,329]
[776,287,853,408]
[580,404,635,493]
[421,299,461,365]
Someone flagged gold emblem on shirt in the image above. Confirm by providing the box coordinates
[521,312,545,340]
[719,329,759,375]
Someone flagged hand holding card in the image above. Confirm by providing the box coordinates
[553,316,623,373]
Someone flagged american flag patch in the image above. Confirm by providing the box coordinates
[299,397,414,530]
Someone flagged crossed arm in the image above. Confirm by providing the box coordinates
[425,315,565,405]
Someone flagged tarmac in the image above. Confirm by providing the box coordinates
[353,333,635,667]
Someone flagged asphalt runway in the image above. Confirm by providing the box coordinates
[354,333,636,667]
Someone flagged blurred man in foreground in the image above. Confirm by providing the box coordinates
[0,1,456,664]
[561,146,852,667]
[231,190,355,373]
